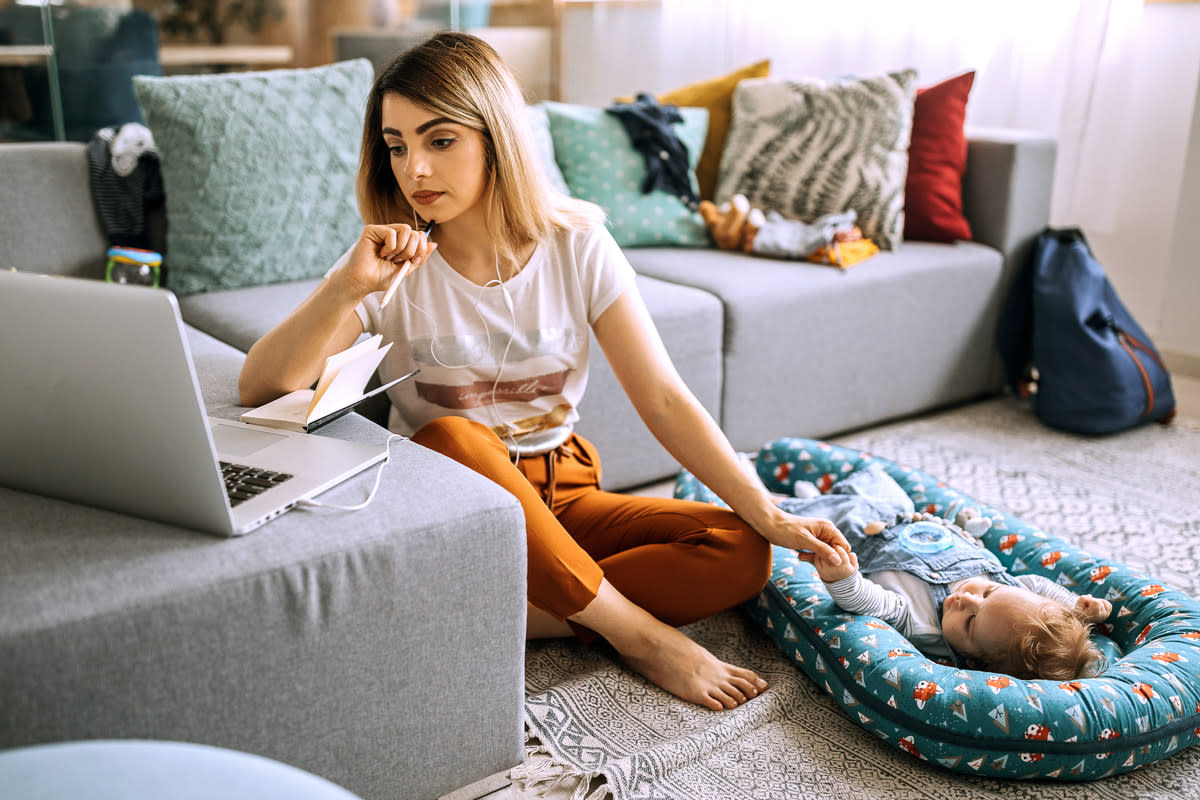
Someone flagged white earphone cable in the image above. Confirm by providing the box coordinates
[296,433,406,511]
[400,246,521,462]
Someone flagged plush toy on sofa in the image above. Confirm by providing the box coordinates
[698,194,879,268]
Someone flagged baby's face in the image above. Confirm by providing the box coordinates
[941,577,1045,665]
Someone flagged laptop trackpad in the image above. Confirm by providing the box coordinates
[211,422,288,458]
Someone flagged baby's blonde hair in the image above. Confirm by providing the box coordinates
[982,602,1105,680]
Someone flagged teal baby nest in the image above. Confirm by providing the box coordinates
[674,437,1200,780]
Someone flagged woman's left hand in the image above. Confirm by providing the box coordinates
[814,545,858,583]
[759,511,850,565]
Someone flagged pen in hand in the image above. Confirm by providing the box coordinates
[380,221,434,310]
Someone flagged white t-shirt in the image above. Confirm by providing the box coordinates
[339,223,636,455]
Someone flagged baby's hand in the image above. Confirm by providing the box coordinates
[814,545,858,584]
[1075,595,1113,623]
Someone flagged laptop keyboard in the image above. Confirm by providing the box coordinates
[220,461,294,506]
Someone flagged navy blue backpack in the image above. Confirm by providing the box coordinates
[997,227,1175,435]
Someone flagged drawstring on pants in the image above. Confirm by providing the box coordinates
[543,448,557,509]
[533,441,578,510]
[519,440,585,510]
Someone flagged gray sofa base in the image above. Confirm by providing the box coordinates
[0,329,527,800]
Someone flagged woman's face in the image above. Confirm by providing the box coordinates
[380,92,489,225]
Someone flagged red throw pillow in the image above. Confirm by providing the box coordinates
[904,70,974,243]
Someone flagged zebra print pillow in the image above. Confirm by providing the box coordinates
[715,70,917,251]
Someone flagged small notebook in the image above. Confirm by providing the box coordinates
[241,335,417,432]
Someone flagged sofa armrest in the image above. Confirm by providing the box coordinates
[962,128,1056,389]
[963,128,1057,282]
[0,143,109,279]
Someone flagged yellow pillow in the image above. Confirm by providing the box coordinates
[618,60,770,202]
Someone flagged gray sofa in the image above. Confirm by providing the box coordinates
[0,127,1054,799]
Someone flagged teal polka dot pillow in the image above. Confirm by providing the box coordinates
[543,101,709,248]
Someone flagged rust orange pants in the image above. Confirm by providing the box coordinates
[411,416,772,636]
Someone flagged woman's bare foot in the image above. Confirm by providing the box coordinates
[619,623,768,710]
[569,579,768,711]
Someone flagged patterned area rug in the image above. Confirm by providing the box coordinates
[514,396,1200,800]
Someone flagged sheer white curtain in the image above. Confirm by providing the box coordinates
[566,0,1145,233]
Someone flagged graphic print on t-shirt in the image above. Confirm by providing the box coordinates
[410,324,584,442]
[415,368,571,409]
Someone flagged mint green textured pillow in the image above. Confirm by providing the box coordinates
[543,101,709,248]
[526,103,571,197]
[133,60,373,296]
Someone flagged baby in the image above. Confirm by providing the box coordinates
[779,465,1111,680]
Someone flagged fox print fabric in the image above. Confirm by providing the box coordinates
[715,70,917,251]
[676,438,1200,781]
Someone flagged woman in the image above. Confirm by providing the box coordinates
[240,32,846,711]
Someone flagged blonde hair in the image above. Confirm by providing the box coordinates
[356,32,602,266]
[982,602,1105,681]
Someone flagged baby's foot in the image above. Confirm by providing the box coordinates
[619,624,768,711]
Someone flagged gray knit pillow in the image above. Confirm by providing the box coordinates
[133,60,373,296]
[715,70,917,251]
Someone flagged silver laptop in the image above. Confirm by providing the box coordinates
[0,271,388,536]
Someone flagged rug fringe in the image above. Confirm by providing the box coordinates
[510,740,611,800]
[575,781,611,800]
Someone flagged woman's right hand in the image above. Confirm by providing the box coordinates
[338,223,437,297]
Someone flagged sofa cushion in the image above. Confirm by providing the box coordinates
[133,60,373,296]
[0,435,526,800]
[715,70,917,251]
[0,143,109,279]
[906,71,975,243]
[628,241,1004,450]
[180,272,723,492]
[544,101,709,248]
[179,278,324,354]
